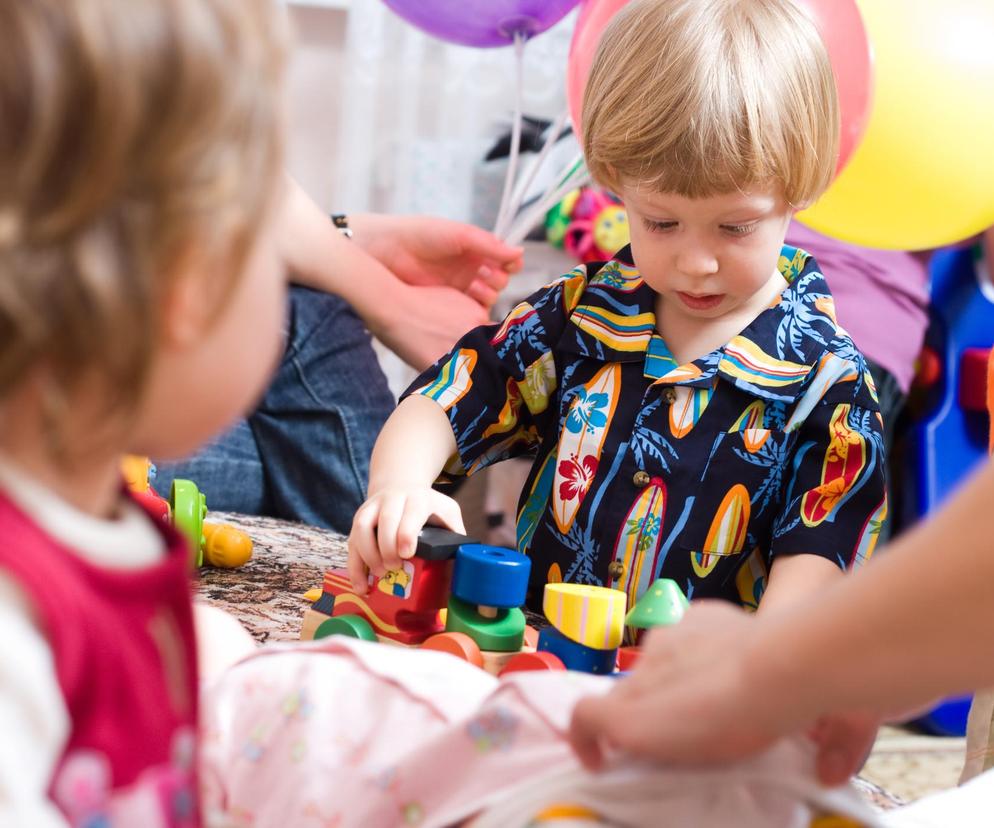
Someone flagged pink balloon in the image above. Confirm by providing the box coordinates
[794,0,873,175]
[566,0,872,174]
[566,0,627,144]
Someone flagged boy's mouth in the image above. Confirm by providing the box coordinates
[676,291,724,310]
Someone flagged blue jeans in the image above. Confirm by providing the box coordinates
[155,286,395,534]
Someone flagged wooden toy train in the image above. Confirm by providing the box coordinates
[301,526,688,676]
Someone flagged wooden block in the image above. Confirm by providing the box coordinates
[445,595,525,652]
[617,646,641,671]
[537,626,616,675]
[314,614,378,642]
[498,650,566,676]
[415,526,479,560]
[543,583,627,650]
[625,578,688,629]
[481,645,536,676]
[422,632,484,668]
[451,544,531,608]
[301,606,329,641]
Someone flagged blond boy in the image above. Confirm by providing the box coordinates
[349,0,886,623]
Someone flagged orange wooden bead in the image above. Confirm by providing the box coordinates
[422,631,484,668]
[498,650,566,676]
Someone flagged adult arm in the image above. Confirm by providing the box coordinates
[279,178,492,371]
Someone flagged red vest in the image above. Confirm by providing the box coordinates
[0,490,200,826]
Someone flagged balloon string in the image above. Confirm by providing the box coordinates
[494,31,527,239]
[502,109,570,234]
[504,153,590,247]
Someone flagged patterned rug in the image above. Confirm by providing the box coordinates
[197,512,963,812]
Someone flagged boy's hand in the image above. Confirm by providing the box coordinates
[347,486,465,593]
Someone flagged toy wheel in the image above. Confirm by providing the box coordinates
[421,632,484,668]
[451,544,531,608]
[170,479,206,566]
[314,614,378,642]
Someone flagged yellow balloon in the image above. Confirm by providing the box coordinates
[797,0,994,250]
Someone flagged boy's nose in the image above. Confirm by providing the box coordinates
[675,246,719,278]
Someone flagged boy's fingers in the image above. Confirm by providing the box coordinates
[376,495,406,572]
[395,493,430,560]
[346,545,368,594]
[428,493,466,535]
[347,513,376,593]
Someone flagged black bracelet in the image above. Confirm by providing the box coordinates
[331,213,353,239]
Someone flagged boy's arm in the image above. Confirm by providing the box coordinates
[347,395,463,591]
[757,553,843,614]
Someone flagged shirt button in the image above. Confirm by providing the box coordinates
[608,560,625,580]
[632,469,651,487]
[662,387,678,404]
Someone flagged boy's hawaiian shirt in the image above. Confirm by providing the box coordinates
[405,246,887,612]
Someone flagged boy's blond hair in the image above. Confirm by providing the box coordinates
[582,0,839,207]
[0,0,286,439]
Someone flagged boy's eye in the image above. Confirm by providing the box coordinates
[643,219,676,233]
[720,223,757,237]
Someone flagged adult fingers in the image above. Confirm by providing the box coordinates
[466,278,500,310]
[458,223,524,270]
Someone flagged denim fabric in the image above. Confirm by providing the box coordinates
[155,286,395,534]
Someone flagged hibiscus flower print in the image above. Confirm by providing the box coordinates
[558,453,598,502]
[566,388,610,434]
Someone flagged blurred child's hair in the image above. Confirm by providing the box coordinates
[0,0,287,445]
[582,0,839,207]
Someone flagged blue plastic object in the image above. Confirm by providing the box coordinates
[451,544,531,608]
[537,626,616,675]
[901,247,993,524]
[900,246,993,736]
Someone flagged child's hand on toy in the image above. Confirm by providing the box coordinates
[347,486,465,592]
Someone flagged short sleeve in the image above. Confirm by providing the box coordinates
[402,270,587,478]
[770,380,888,570]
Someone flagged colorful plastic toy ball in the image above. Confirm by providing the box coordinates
[547,186,629,263]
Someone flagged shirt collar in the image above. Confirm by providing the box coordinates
[559,244,839,403]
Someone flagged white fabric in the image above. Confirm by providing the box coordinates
[881,766,994,828]
[333,5,576,219]
[0,458,165,828]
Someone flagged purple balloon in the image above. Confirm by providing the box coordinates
[382,0,581,48]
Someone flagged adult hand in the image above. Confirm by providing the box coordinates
[569,602,801,771]
[350,214,524,310]
[807,712,880,786]
[364,282,491,372]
